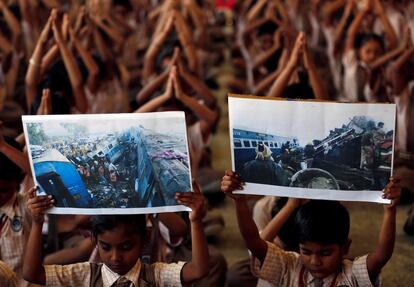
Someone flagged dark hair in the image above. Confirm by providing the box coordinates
[295,200,350,246]
[91,215,147,243]
[271,197,299,250]
[112,0,132,9]
[355,33,384,51]
[257,21,278,37]
[0,137,23,182]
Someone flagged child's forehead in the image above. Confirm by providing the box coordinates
[98,226,141,243]
[299,241,341,251]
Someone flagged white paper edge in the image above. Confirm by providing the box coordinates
[234,182,390,204]
[45,205,192,215]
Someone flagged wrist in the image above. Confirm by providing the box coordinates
[190,218,203,225]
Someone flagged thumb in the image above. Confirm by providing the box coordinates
[192,179,201,194]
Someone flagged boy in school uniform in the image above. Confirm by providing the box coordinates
[23,181,209,287]
[221,171,401,287]
[0,136,33,286]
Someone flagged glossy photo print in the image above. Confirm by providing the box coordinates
[22,112,192,214]
[229,95,396,203]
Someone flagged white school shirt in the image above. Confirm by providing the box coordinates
[251,242,379,287]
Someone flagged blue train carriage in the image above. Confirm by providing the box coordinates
[92,134,124,163]
[134,130,158,207]
[232,128,299,172]
[32,148,92,208]
[140,127,191,206]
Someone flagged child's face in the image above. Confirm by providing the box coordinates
[97,223,142,275]
[358,40,383,64]
[0,179,19,205]
[299,241,348,279]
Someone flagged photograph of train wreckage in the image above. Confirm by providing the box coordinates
[22,113,192,214]
[229,96,396,202]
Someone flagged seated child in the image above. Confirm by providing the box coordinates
[221,170,400,286]
[0,136,31,286]
[23,181,209,286]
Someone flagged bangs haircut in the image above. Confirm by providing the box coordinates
[91,214,147,242]
[295,200,350,246]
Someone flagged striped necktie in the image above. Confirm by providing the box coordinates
[112,276,132,287]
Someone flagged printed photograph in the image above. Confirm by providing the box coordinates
[23,113,191,213]
[229,96,396,203]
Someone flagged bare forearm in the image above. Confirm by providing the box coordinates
[136,72,168,105]
[23,223,46,285]
[378,14,397,50]
[44,239,93,265]
[367,208,396,280]
[260,201,298,241]
[180,72,216,107]
[253,46,280,70]
[181,221,209,283]
[255,70,279,95]
[41,44,59,76]
[158,213,188,238]
[346,10,367,52]
[307,61,329,100]
[267,64,296,98]
[0,141,30,173]
[234,198,267,262]
[135,94,169,113]
[179,94,217,126]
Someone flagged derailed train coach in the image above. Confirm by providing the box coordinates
[232,128,299,172]
[32,148,92,208]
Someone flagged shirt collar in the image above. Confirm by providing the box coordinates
[101,259,141,287]
[0,193,17,219]
[305,271,337,287]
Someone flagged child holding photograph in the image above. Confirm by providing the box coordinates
[0,135,32,286]
[221,171,400,286]
[23,181,209,286]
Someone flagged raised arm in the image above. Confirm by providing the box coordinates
[52,16,88,113]
[69,27,100,93]
[136,70,169,105]
[367,177,401,283]
[246,0,267,22]
[173,11,198,74]
[372,0,397,50]
[25,11,53,111]
[322,0,347,26]
[332,0,355,55]
[221,171,268,263]
[0,123,30,173]
[176,181,209,284]
[143,14,174,82]
[260,198,304,242]
[0,0,22,41]
[177,54,216,108]
[255,48,289,95]
[173,70,217,127]
[388,36,414,94]
[303,38,329,100]
[345,3,370,53]
[23,187,54,285]
[268,32,305,98]
[135,67,174,113]
[183,0,207,48]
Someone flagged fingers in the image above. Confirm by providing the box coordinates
[28,195,55,210]
[221,170,245,193]
[382,177,401,208]
[171,47,180,65]
[175,191,203,206]
[192,179,201,194]
[27,186,38,199]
